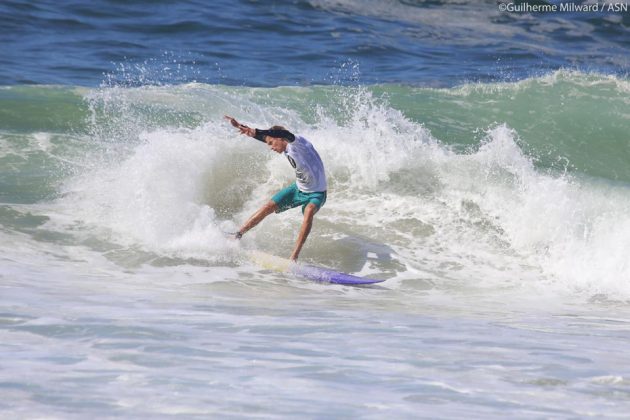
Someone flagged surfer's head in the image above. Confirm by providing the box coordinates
[264,125,291,153]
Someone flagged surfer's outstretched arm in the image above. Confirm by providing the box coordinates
[224,116,295,144]
[290,203,317,262]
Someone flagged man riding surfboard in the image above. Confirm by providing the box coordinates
[224,115,327,261]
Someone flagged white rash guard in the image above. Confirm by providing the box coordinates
[284,135,327,193]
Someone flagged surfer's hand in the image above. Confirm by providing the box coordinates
[224,115,240,127]
[224,115,254,136]
[241,126,255,136]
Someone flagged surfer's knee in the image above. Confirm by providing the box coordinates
[264,200,278,214]
[303,203,317,220]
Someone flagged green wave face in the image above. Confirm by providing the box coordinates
[382,71,629,182]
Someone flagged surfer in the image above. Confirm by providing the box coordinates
[224,116,327,261]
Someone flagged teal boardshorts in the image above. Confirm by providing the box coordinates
[271,182,327,214]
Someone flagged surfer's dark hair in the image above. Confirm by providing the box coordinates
[254,125,295,143]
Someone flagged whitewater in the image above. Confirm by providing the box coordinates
[2,70,630,417]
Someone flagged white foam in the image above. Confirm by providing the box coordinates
[57,125,241,259]
[439,125,630,298]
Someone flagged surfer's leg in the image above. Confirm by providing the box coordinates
[237,200,278,237]
[289,203,317,261]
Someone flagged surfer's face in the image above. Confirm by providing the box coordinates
[265,136,287,153]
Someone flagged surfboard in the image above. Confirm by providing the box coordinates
[249,250,384,285]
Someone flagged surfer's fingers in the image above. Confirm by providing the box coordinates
[224,115,241,127]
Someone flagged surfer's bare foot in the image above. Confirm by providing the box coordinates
[225,231,243,240]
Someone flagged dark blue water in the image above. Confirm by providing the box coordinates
[1,0,629,87]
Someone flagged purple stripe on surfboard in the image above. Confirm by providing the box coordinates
[292,264,384,285]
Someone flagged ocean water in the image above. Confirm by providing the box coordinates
[2,0,630,418]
